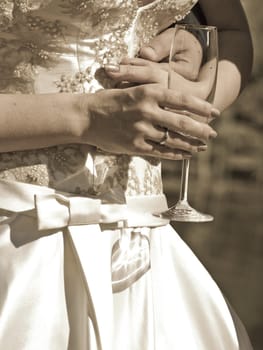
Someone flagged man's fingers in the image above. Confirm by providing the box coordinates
[140,27,203,81]
[139,28,175,62]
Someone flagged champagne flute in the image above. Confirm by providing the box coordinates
[158,24,218,222]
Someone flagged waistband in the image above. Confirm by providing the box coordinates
[0,179,169,230]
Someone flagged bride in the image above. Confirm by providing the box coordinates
[0,0,253,349]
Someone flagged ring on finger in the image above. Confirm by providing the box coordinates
[159,128,169,145]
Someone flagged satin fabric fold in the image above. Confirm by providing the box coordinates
[0,180,169,230]
[0,179,253,349]
[112,227,253,350]
[0,179,166,349]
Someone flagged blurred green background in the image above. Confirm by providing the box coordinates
[162,1,263,348]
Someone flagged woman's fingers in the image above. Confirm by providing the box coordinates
[159,88,220,118]
[85,85,219,160]
[105,66,220,122]
[125,84,219,141]
[145,125,207,153]
[104,61,167,85]
[105,59,209,101]
[144,144,193,161]
[127,137,193,160]
[158,108,217,142]
[120,57,154,67]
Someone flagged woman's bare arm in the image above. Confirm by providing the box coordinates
[0,86,218,158]
[0,93,84,152]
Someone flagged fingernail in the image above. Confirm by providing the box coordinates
[209,131,218,139]
[198,145,208,152]
[104,64,120,73]
[211,108,220,118]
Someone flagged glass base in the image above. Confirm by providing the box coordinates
[155,200,214,223]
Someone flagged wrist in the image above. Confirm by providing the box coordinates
[70,92,93,145]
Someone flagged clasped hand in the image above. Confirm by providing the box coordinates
[83,28,220,160]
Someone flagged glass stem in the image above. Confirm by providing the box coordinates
[179,159,190,202]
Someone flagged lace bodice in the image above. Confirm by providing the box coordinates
[0,0,197,196]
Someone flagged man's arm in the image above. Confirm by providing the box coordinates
[198,0,253,110]
[139,0,253,111]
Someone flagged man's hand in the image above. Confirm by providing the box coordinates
[104,27,206,98]
[140,27,203,81]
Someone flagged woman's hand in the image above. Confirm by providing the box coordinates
[105,56,207,99]
[100,27,218,161]
[80,84,219,160]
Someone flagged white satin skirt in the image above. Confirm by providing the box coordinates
[0,180,253,350]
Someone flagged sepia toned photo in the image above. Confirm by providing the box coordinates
[0,0,260,349]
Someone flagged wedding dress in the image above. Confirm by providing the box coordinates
[0,1,252,349]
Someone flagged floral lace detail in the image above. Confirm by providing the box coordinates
[0,1,14,28]
[134,0,197,49]
[76,0,197,90]
[25,14,65,38]
[12,0,52,14]
[0,0,197,93]
[0,164,49,186]
[88,153,162,196]
[55,70,92,93]
[0,0,53,28]
[0,0,197,196]
[0,145,88,187]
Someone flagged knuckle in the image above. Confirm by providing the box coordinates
[173,154,184,160]
[150,85,160,99]
[132,139,151,154]
[138,103,154,121]
[130,86,148,105]
[146,84,161,98]
[177,117,187,132]
[132,140,141,153]
[124,65,133,77]
[189,145,198,153]
[136,84,148,98]
[180,142,196,154]
[135,121,148,134]
[167,151,184,161]
[143,143,153,153]
[180,142,195,153]
[188,68,198,81]
[176,92,187,107]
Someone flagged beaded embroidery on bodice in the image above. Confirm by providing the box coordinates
[0,0,197,196]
